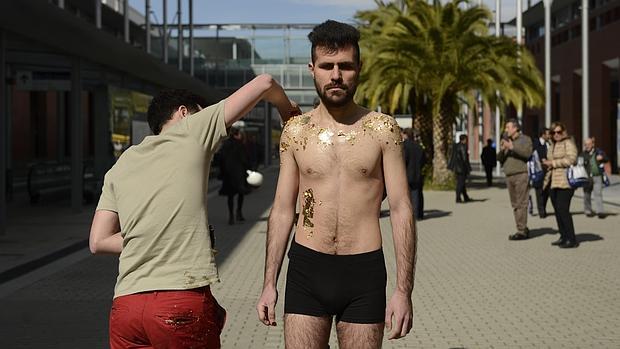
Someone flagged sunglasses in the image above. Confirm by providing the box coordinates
[551,130,563,135]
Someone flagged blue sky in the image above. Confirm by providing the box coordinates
[129,0,540,25]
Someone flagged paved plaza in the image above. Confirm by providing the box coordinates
[1,168,619,348]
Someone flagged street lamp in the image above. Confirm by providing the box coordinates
[544,0,552,127]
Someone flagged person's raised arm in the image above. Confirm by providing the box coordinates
[89,210,122,254]
[224,74,300,128]
[382,120,416,340]
[256,126,299,327]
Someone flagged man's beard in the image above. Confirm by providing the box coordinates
[314,80,357,108]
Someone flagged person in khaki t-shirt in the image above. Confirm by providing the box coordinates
[89,74,299,349]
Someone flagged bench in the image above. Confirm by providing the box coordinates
[27,161,96,204]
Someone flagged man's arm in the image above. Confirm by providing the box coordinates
[257,128,299,326]
[511,137,533,161]
[89,210,122,254]
[382,125,416,340]
[224,74,300,128]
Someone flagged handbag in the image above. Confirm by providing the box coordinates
[528,150,545,187]
[567,156,590,188]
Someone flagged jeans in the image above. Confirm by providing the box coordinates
[455,174,469,201]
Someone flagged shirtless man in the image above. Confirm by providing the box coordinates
[256,20,416,348]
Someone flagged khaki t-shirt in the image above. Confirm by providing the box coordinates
[97,100,227,298]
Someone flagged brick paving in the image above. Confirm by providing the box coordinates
[1,169,619,348]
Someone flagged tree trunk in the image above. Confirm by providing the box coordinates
[412,94,433,168]
[431,99,454,188]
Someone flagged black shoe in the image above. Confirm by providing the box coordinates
[456,199,463,203]
[598,214,606,219]
[236,212,245,222]
[559,240,579,248]
[464,197,473,203]
[551,238,565,246]
[586,212,596,217]
[509,232,529,241]
[228,217,235,225]
[539,211,547,219]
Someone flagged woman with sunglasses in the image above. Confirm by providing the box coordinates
[542,122,579,248]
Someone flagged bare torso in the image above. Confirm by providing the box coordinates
[281,107,402,254]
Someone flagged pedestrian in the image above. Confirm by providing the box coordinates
[533,128,551,218]
[481,138,497,187]
[448,134,472,203]
[219,127,250,225]
[403,128,427,220]
[582,136,609,218]
[257,20,416,348]
[498,118,533,240]
[543,122,579,248]
[88,75,300,349]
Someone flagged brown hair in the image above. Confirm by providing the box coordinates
[550,121,566,132]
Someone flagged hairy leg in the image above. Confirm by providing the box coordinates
[336,321,384,349]
[284,314,332,349]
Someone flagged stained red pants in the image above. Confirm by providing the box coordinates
[109,287,226,349]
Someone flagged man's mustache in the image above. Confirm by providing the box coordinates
[324,83,348,90]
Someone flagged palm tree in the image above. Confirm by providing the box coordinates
[355,0,544,187]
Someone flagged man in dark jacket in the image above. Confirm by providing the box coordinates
[498,118,533,240]
[532,128,551,218]
[448,134,472,203]
[480,138,497,187]
[403,128,427,220]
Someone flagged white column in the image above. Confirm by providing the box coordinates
[544,0,552,126]
[264,102,272,166]
[95,0,102,29]
[516,0,523,123]
[582,0,589,143]
[177,0,183,71]
[189,0,194,76]
[163,0,168,64]
[0,30,6,234]
[124,0,129,43]
[495,0,502,175]
[71,58,83,212]
[145,0,151,53]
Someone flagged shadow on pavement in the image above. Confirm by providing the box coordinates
[422,209,452,220]
[576,233,604,243]
[462,198,488,203]
[528,227,558,239]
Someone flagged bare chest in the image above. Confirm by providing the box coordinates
[292,130,383,179]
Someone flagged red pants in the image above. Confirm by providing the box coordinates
[109,287,226,349]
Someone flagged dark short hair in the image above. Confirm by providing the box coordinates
[308,20,360,64]
[505,118,521,131]
[459,134,468,142]
[402,128,412,140]
[147,89,206,135]
[539,127,550,137]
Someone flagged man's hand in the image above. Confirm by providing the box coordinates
[257,286,278,326]
[542,159,553,169]
[385,290,413,340]
[503,139,514,150]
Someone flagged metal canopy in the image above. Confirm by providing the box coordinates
[0,0,225,103]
